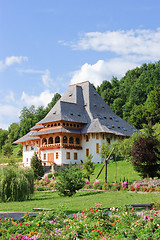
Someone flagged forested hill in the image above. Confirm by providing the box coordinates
[97,61,160,129]
[0,61,160,149]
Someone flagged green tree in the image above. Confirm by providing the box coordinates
[83,154,95,181]
[0,129,8,150]
[45,93,61,113]
[8,123,20,143]
[2,142,13,158]
[145,87,160,125]
[0,166,34,202]
[31,152,44,179]
[55,167,84,197]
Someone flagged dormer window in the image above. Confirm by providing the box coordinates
[112,125,114,128]
[78,114,81,117]
[102,107,105,109]
[53,111,56,115]
[104,116,107,119]
[94,93,97,96]
[83,104,87,107]
[69,93,72,97]
[109,117,112,120]
[70,113,73,116]
[94,104,97,107]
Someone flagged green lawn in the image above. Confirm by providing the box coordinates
[91,160,141,184]
[0,191,159,213]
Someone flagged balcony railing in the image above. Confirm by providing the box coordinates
[39,143,82,151]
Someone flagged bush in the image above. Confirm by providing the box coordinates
[131,136,160,178]
[31,152,44,179]
[0,166,34,202]
[55,167,84,197]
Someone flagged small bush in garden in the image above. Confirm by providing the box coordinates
[0,166,34,202]
[47,173,53,179]
[36,186,45,191]
[31,152,44,179]
[93,180,102,189]
[102,183,113,190]
[55,167,84,197]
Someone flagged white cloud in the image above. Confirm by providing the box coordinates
[0,56,28,72]
[0,105,20,130]
[17,68,55,88]
[5,91,15,103]
[21,90,55,108]
[5,56,28,66]
[70,28,160,61]
[42,69,54,88]
[70,58,138,86]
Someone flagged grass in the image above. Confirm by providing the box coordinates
[0,191,159,213]
[91,160,141,184]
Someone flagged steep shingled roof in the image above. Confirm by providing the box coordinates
[15,81,137,144]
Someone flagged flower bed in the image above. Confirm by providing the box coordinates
[0,204,160,239]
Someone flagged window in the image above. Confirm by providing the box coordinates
[58,122,60,126]
[74,152,78,160]
[55,136,60,143]
[86,135,89,142]
[86,148,89,157]
[69,137,74,144]
[63,122,65,126]
[48,137,53,144]
[54,123,57,126]
[26,158,28,163]
[96,143,99,154]
[96,133,99,139]
[107,138,111,144]
[102,134,105,140]
[63,136,67,143]
[31,145,34,150]
[56,152,58,159]
[44,153,46,160]
[42,138,47,145]
[76,137,80,144]
[66,152,70,159]
[77,124,79,128]
[26,145,29,151]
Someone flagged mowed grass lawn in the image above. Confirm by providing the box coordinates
[0,191,159,213]
[91,160,141,183]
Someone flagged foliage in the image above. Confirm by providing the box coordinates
[0,205,160,239]
[97,61,160,129]
[83,154,95,181]
[2,142,13,158]
[55,167,84,197]
[8,123,20,143]
[0,166,34,202]
[0,128,8,150]
[30,152,44,179]
[131,135,160,178]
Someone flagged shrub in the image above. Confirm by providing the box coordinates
[0,166,34,202]
[55,167,84,197]
[31,152,44,179]
[47,173,53,179]
[131,136,160,178]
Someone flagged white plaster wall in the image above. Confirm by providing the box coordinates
[23,145,37,167]
[61,148,82,165]
[81,135,104,163]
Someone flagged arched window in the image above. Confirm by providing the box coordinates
[63,136,67,143]
[69,137,74,144]
[48,137,53,144]
[54,123,57,126]
[42,138,47,145]
[55,136,60,143]
[76,137,80,145]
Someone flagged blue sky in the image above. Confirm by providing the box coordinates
[0,0,160,129]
